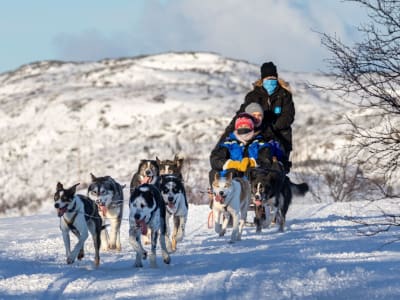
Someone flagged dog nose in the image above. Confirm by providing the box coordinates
[145,170,152,176]
[255,195,260,200]
[219,191,224,196]
[168,197,174,202]
[54,203,59,209]
[134,213,140,220]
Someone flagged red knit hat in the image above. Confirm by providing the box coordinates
[235,113,254,133]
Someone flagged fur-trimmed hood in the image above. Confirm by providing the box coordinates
[253,78,292,94]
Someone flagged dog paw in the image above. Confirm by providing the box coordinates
[94,257,100,267]
[78,249,85,260]
[142,251,147,260]
[219,229,226,237]
[135,261,143,268]
[67,257,74,264]
[163,256,171,265]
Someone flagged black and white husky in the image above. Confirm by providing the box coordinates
[54,182,102,266]
[129,184,171,268]
[211,172,251,243]
[130,160,161,193]
[250,167,309,232]
[87,174,124,251]
[160,174,188,252]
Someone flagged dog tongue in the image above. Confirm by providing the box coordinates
[140,176,152,184]
[136,219,148,235]
[215,194,224,203]
[100,206,107,216]
[57,207,67,217]
[253,199,263,207]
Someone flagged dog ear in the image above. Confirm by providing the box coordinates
[226,171,233,181]
[90,173,96,181]
[214,172,220,181]
[69,183,80,194]
[156,156,161,164]
[56,182,63,191]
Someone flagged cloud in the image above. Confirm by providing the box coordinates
[52,0,366,72]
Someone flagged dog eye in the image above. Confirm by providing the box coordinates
[54,194,59,201]
[140,204,144,209]
[90,191,97,195]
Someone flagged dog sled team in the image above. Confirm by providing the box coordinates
[53,61,308,268]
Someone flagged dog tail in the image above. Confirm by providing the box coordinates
[290,181,309,196]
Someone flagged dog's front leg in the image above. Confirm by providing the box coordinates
[100,217,110,251]
[221,211,230,237]
[213,208,222,235]
[149,228,158,268]
[174,216,186,242]
[129,226,146,268]
[164,213,173,252]
[109,215,122,251]
[69,225,89,264]
[61,229,72,263]
[227,206,239,243]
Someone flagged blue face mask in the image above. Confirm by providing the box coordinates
[263,79,278,95]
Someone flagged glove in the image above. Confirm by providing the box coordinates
[224,158,249,172]
[249,158,257,168]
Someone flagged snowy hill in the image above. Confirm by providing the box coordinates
[1,201,400,299]
[1,52,400,299]
[0,52,356,216]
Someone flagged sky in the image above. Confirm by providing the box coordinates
[0,0,369,74]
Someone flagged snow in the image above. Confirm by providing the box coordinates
[1,51,400,298]
[1,199,400,299]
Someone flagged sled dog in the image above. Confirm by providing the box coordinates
[54,182,102,266]
[87,173,124,251]
[129,184,171,268]
[130,159,161,193]
[250,167,309,232]
[211,171,251,243]
[160,174,188,252]
[156,154,184,179]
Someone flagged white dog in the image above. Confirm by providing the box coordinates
[54,182,102,266]
[211,172,251,243]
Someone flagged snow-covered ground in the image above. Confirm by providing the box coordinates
[1,199,400,299]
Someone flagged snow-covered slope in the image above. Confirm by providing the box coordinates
[0,52,367,215]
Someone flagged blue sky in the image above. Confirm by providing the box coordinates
[0,0,368,74]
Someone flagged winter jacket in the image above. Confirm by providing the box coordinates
[218,79,295,153]
[210,133,276,175]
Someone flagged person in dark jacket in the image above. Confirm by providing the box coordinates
[209,113,277,187]
[218,61,294,173]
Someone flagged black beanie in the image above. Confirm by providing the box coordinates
[260,62,277,78]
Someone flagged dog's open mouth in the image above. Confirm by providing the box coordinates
[136,219,148,235]
[140,176,153,184]
[215,194,225,203]
[57,207,68,217]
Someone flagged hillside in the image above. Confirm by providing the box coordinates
[0,52,377,215]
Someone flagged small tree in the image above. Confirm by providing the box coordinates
[318,0,400,194]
